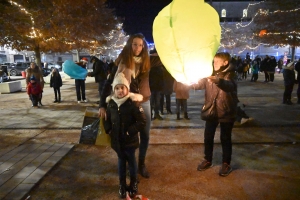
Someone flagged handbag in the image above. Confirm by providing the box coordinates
[201,89,219,121]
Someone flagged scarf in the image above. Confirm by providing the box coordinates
[111,94,130,108]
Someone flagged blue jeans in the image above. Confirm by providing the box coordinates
[139,100,151,161]
[118,148,137,182]
[204,120,234,164]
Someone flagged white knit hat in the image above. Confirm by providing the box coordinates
[112,73,130,90]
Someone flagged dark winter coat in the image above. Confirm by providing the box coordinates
[50,69,62,88]
[161,66,174,95]
[269,58,277,73]
[89,57,107,83]
[149,54,164,92]
[283,63,295,86]
[104,93,146,155]
[194,63,238,122]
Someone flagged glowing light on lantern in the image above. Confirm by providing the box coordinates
[153,0,221,84]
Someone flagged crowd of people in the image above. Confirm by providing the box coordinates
[23,33,300,199]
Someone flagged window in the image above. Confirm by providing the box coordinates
[221,9,226,17]
[243,9,247,18]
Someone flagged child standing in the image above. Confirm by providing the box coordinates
[27,75,42,108]
[173,80,191,120]
[103,73,146,198]
[194,52,238,177]
[250,60,259,82]
[50,68,63,103]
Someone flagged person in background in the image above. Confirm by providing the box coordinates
[260,55,270,82]
[87,56,108,104]
[75,57,88,103]
[99,33,151,178]
[149,48,164,120]
[193,52,238,177]
[27,75,42,108]
[50,68,63,103]
[282,59,296,105]
[269,56,277,82]
[104,73,146,199]
[26,62,44,106]
[277,58,283,74]
[294,59,300,104]
[250,60,259,82]
[173,80,191,120]
[160,65,174,115]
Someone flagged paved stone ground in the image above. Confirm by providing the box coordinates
[0,73,299,199]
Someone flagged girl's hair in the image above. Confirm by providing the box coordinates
[214,52,231,63]
[115,33,150,73]
[51,68,58,76]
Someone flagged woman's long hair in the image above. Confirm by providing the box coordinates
[115,33,150,73]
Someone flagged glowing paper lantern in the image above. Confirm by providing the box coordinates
[153,0,221,84]
[259,29,267,37]
[62,60,87,79]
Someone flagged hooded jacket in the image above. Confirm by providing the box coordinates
[26,66,44,89]
[104,93,146,155]
[194,62,238,122]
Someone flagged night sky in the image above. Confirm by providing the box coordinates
[106,0,260,43]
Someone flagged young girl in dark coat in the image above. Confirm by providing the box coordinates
[194,52,238,177]
[50,68,63,103]
[104,73,146,199]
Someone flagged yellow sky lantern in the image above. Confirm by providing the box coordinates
[153,0,221,84]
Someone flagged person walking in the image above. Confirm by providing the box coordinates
[173,80,191,120]
[50,68,63,103]
[99,33,151,178]
[75,58,88,103]
[282,59,296,105]
[260,55,270,82]
[87,56,108,104]
[104,73,146,198]
[194,52,238,177]
[26,62,45,106]
[149,48,164,120]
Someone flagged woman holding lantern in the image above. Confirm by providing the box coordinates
[99,33,151,179]
[193,52,238,177]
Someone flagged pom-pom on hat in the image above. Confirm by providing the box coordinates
[112,73,129,90]
[30,75,36,81]
[81,57,88,63]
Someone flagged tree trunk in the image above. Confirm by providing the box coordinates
[34,45,42,68]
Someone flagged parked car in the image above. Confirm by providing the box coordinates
[48,63,61,71]
[7,62,31,76]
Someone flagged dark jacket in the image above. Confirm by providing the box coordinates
[104,93,146,155]
[161,66,174,95]
[149,54,164,92]
[89,57,107,83]
[50,69,62,88]
[283,63,295,86]
[194,63,238,122]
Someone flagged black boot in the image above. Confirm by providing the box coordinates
[119,180,127,199]
[184,112,190,120]
[53,99,58,103]
[177,113,180,120]
[138,160,150,178]
[129,177,138,198]
[154,113,163,120]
